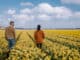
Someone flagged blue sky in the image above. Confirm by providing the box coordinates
[0,0,80,28]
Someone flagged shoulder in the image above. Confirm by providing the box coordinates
[34,31,37,33]
[40,30,44,33]
[5,26,9,30]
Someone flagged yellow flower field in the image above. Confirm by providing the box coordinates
[0,29,80,60]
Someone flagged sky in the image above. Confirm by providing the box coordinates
[0,0,80,29]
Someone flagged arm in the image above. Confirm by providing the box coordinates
[42,31,45,39]
[12,28,16,40]
[13,28,16,40]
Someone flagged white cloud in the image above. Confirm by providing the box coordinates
[74,12,80,17]
[37,14,51,21]
[18,3,73,21]
[33,3,72,19]
[71,12,80,19]
[0,15,9,27]
[1,3,80,28]
[52,7,72,18]
[7,3,72,22]
[20,2,34,6]
[33,3,54,15]
[61,0,80,4]
[11,14,35,28]
[20,8,32,14]
[6,3,74,28]
[12,14,34,21]
[7,9,16,15]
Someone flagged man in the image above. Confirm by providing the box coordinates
[5,21,15,50]
[34,25,45,49]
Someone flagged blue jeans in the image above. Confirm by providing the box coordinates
[8,39,15,49]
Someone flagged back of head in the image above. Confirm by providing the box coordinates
[10,21,14,26]
[37,25,41,30]
[10,21,14,24]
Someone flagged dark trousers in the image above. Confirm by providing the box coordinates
[36,43,42,49]
[8,39,15,49]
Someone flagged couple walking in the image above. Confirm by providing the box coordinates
[5,21,45,51]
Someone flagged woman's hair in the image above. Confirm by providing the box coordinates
[37,25,41,30]
[10,21,14,25]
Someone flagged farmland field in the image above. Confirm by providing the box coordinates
[0,29,80,60]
